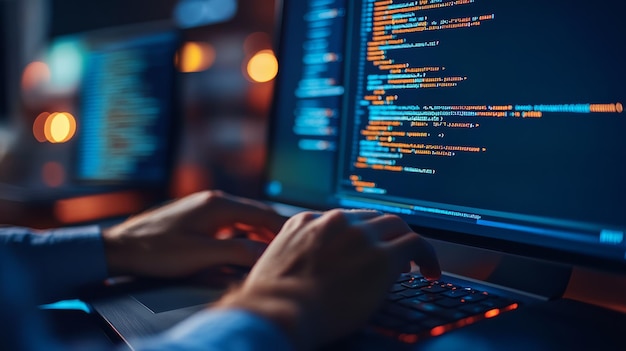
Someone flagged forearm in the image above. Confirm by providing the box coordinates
[0,226,108,303]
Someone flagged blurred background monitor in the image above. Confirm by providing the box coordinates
[73,25,179,187]
[0,0,278,226]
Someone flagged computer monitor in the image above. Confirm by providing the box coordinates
[74,25,179,188]
[265,0,626,271]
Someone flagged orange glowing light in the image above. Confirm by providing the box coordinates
[43,112,57,142]
[42,161,65,188]
[246,50,278,83]
[43,112,77,143]
[429,326,447,337]
[504,303,519,312]
[33,112,50,142]
[178,42,216,73]
[484,308,501,319]
[21,61,50,91]
[54,191,144,224]
[398,333,418,343]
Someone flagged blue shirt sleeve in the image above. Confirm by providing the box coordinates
[0,226,295,351]
[133,309,294,351]
[0,226,108,303]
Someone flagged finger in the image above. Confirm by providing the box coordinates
[198,192,287,233]
[341,209,384,223]
[385,232,441,280]
[190,238,269,268]
[310,209,384,240]
[358,214,412,242]
[318,209,383,226]
[281,211,322,233]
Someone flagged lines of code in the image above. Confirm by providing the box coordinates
[290,0,346,152]
[345,0,623,196]
[78,32,175,183]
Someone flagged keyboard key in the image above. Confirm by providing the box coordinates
[459,303,492,315]
[383,304,429,322]
[415,294,441,302]
[442,289,469,298]
[420,284,449,294]
[398,298,422,310]
[461,292,488,303]
[480,297,516,309]
[402,278,430,289]
[396,273,417,283]
[411,302,468,321]
[435,297,465,308]
[399,289,424,298]
[372,275,520,342]
[412,302,444,315]
[436,309,468,322]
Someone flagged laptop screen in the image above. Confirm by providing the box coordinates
[74,26,179,186]
[266,0,626,269]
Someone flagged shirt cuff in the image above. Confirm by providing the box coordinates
[134,309,294,351]
[0,225,108,302]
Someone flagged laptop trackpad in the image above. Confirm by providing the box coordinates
[131,286,224,314]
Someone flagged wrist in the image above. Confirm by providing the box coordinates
[101,226,131,276]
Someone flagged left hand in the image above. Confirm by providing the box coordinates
[102,191,286,278]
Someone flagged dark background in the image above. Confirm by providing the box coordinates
[0,0,278,226]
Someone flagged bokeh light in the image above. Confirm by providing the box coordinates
[41,112,77,143]
[33,112,50,142]
[43,112,57,143]
[21,61,50,92]
[47,39,84,91]
[177,42,216,73]
[42,161,65,188]
[246,50,278,83]
[174,0,238,29]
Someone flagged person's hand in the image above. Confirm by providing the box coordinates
[102,191,286,278]
[216,209,441,350]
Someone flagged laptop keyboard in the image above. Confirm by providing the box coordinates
[370,273,520,343]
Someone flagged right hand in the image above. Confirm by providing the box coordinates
[216,209,441,350]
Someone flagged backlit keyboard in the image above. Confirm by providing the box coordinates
[370,273,520,343]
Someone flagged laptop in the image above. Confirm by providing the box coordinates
[90,0,626,349]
